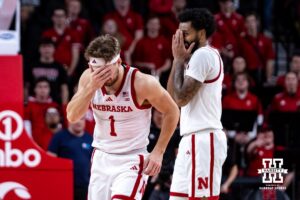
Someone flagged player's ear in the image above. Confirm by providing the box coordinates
[199,29,206,41]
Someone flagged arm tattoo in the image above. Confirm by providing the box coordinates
[173,62,201,106]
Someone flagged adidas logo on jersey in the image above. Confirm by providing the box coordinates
[106,97,113,102]
[130,165,138,170]
[186,150,191,155]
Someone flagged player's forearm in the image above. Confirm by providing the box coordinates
[168,59,185,99]
[67,86,94,122]
[153,107,179,154]
[172,60,191,106]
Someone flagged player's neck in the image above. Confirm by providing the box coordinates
[105,65,125,94]
[199,40,207,48]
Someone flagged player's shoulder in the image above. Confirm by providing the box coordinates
[134,70,159,86]
[133,70,161,94]
[195,45,215,54]
[192,46,216,60]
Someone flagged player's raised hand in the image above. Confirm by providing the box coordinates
[144,151,163,176]
[87,65,113,91]
[172,29,195,61]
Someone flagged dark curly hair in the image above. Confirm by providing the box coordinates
[178,8,216,38]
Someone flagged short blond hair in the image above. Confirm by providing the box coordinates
[84,34,121,62]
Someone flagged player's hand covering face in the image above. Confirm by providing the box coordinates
[88,65,114,90]
[172,29,195,61]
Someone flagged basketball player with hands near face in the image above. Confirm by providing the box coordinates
[67,34,179,200]
[168,8,227,200]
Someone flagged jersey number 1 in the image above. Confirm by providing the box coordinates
[109,115,117,136]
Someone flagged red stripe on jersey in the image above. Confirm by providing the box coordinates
[131,69,152,109]
[115,65,130,96]
[204,47,222,84]
[101,64,130,96]
[111,194,132,200]
[88,148,96,200]
[189,196,219,200]
[130,154,144,199]
[191,134,196,198]
[209,132,215,197]
[170,192,189,197]
[170,192,219,200]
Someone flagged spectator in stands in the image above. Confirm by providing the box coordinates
[66,0,94,48]
[220,136,240,199]
[270,72,300,112]
[27,38,69,104]
[132,15,172,79]
[45,107,62,132]
[223,72,263,142]
[211,0,245,66]
[223,56,255,94]
[239,12,275,85]
[42,7,80,76]
[103,0,144,64]
[101,18,131,59]
[245,128,274,177]
[269,72,299,197]
[276,50,300,90]
[48,117,93,200]
[148,0,186,39]
[42,107,63,148]
[148,0,172,17]
[24,78,59,150]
